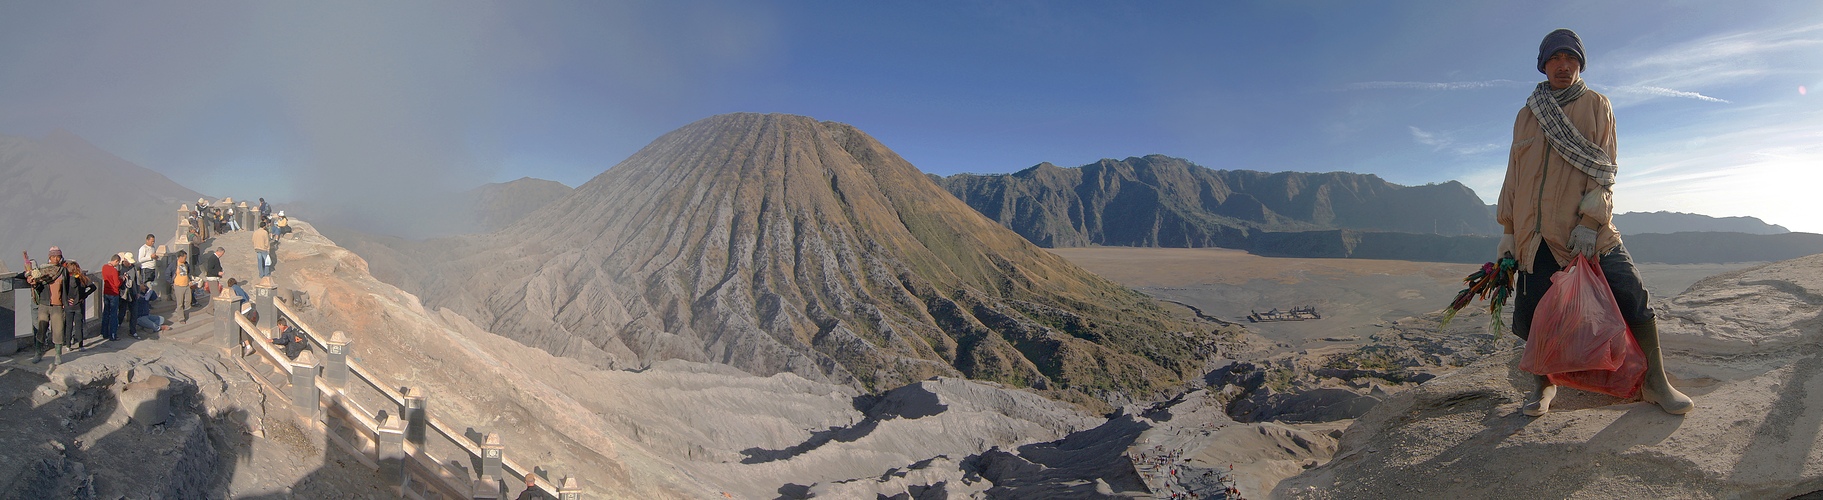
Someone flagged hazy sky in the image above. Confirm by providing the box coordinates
[2,1,1820,233]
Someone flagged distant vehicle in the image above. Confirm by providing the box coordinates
[1247,306,1320,323]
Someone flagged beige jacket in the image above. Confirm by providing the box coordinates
[1496,88,1621,273]
[253,227,272,252]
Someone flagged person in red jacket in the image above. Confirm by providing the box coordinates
[102,253,124,341]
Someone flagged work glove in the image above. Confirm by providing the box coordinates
[1569,225,1598,257]
[1497,233,1516,259]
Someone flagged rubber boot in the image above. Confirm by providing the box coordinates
[31,321,46,363]
[1523,374,1557,416]
[1633,320,1693,415]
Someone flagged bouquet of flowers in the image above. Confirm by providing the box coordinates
[1439,257,1517,333]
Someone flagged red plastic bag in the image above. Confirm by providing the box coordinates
[1517,255,1645,398]
[1548,333,1645,399]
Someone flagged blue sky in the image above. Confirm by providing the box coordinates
[2,1,1820,233]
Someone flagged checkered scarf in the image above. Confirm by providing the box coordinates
[1526,81,1617,186]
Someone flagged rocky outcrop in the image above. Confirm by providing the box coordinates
[395,114,1244,405]
[1273,253,1823,498]
[0,329,392,498]
[936,155,1501,249]
[269,220,1167,497]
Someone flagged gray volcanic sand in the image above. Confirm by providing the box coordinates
[1049,247,1756,353]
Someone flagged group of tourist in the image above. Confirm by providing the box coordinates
[13,198,295,369]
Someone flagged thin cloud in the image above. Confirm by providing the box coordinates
[1622,22,1823,73]
[1596,85,1731,104]
[1410,126,1502,157]
[1343,79,1528,91]
[1350,79,1730,105]
[1409,126,1443,147]
[1610,22,1823,96]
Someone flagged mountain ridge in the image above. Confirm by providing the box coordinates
[1612,210,1789,235]
[0,130,205,264]
[936,155,1502,250]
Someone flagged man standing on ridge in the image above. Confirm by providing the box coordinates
[200,247,225,295]
[103,253,123,341]
[253,218,273,278]
[26,247,69,365]
[1496,29,1692,416]
[139,233,159,293]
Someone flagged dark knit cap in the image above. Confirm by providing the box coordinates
[1537,28,1585,74]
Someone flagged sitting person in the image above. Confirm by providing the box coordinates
[240,300,258,326]
[135,311,172,333]
[228,278,251,305]
[274,212,291,238]
[269,318,311,360]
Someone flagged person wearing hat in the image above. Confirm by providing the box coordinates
[1496,29,1692,416]
[25,247,68,363]
[274,211,291,239]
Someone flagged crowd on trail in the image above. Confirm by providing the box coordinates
[12,197,300,370]
[1132,446,1245,499]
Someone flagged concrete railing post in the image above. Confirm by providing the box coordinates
[177,204,192,245]
[9,276,30,355]
[481,433,504,481]
[404,387,428,449]
[154,244,172,299]
[473,475,501,500]
[290,350,318,420]
[324,331,350,390]
[85,274,101,322]
[377,415,408,488]
[558,477,583,500]
[215,288,238,350]
[237,201,251,231]
[254,280,276,333]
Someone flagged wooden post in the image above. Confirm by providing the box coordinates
[324,331,350,390]
[290,350,318,420]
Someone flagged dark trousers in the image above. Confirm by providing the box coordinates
[37,305,65,348]
[103,295,121,340]
[1512,240,1655,341]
